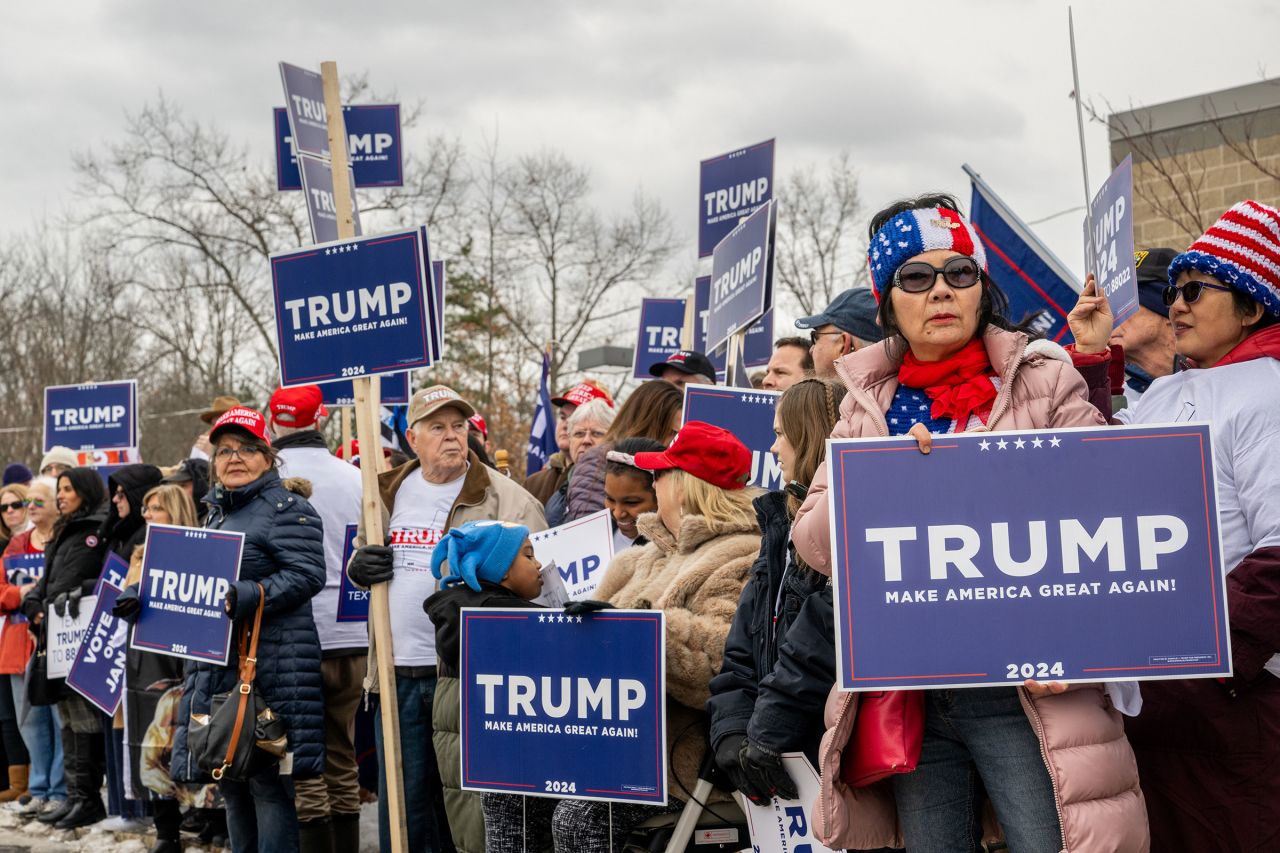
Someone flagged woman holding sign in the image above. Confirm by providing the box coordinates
[168,408,326,853]
[1071,200,1280,851]
[792,196,1147,852]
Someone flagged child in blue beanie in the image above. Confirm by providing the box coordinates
[423,521,551,851]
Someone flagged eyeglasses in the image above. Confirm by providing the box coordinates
[1162,280,1234,307]
[571,429,608,441]
[214,445,265,462]
[893,256,982,293]
[809,330,845,346]
[142,504,165,516]
[0,502,23,513]
[26,499,45,509]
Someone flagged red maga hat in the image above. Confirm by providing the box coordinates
[551,383,614,409]
[632,420,751,490]
[209,407,270,444]
[268,385,328,429]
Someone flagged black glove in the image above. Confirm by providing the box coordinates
[563,599,615,617]
[347,545,395,587]
[737,739,798,804]
[52,593,68,619]
[19,595,42,623]
[111,585,142,623]
[66,589,83,620]
[713,734,763,804]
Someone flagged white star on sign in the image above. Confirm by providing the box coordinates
[979,440,991,451]
[996,439,1008,450]
[1049,436,1062,448]
[324,248,331,255]
[1032,437,1044,448]
[1014,438,1026,449]
[576,616,583,623]
[538,614,546,623]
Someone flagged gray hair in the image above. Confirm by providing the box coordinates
[567,398,616,433]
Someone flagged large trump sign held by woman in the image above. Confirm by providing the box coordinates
[827,424,1231,690]
[460,608,666,805]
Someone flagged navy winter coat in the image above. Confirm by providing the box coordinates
[706,491,828,762]
[171,470,327,781]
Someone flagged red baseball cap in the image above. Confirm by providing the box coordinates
[551,382,614,409]
[209,407,270,444]
[268,385,329,429]
[632,421,751,490]
[468,414,488,439]
[334,439,394,464]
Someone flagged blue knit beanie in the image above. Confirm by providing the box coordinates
[430,520,531,592]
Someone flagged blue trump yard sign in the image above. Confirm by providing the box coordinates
[461,608,666,805]
[828,423,1231,691]
[4,553,44,583]
[1086,155,1139,326]
[44,380,137,453]
[131,525,245,665]
[682,386,781,491]
[271,227,434,387]
[275,105,405,191]
[694,277,772,374]
[706,200,776,353]
[279,62,330,160]
[430,259,446,360]
[66,579,126,715]
[319,371,411,408]
[632,298,687,379]
[298,154,362,245]
[337,524,368,622]
[699,139,775,258]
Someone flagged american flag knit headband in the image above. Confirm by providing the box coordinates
[867,206,988,302]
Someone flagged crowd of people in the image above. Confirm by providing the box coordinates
[0,194,1274,853]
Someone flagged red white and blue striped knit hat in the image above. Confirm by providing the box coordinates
[1167,200,1280,317]
[867,206,989,302]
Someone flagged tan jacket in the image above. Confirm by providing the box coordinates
[597,510,761,800]
[357,452,547,693]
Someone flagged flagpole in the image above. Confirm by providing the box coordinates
[1068,8,1097,269]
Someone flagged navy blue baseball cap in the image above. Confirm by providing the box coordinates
[1134,248,1177,319]
[795,288,883,343]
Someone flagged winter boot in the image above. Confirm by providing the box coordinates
[298,816,335,853]
[332,811,361,852]
[0,765,28,803]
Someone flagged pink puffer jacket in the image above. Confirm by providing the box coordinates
[796,327,1150,852]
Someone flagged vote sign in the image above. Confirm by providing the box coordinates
[298,154,363,245]
[319,371,411,408]
[683,386,781,491]
[632,298,687,379]
[698,138,775,257]
[275,105,405,191]
[271,227,435,387]
[131,524,245,665]
[1086,155,1139,326]
[706,200,776,353]
[828,423,1230,691]
[66,579,127,715]
[461,608,667,805]
[336,524,368,622]
[530,509,616,602]
[44,380,137,452]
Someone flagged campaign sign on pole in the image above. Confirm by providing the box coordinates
[738,754,839,853]
[131,525,245,665]
[698,139,775,258]
[66,579,127,715]
[706,200,776,353]
[275,105,405,192]
[336,524,368,623]
[44,380,137,452]
[279,62,330,159]
[1086,155,1139,326]
[632,298,687,379]
[530,509,616,603]
[48,597,97,680]
[431,260,446,360]
[683,386,782,491]
[4,553,44,583]
[100,551,129,589]
[828,423,1231,691]
[694,277,772,373]
[298,154,363,245]
[271,227,434,387]
[460,607,667,805]
[320,371,411,408]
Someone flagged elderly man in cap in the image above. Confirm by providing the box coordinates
[346,385,545,853]
[795,287,884,380]
[1111,248,1179,419]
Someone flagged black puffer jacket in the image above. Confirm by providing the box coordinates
[100,464,163,560]
[23,505,110,619]
[707,491,827,761]
[171,470,327,781]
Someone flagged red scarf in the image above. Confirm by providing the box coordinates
[1214,324,1280,368]
[898,339,999,427]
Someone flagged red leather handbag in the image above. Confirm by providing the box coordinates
[840,690,925,788]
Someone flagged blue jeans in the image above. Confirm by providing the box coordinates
[373,674,453,853]
[892,687,1062,853]
[220,768,299,853]
[11,675,65,800]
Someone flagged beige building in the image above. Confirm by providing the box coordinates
[1109,79,1280,250]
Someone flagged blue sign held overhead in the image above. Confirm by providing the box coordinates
[279,62,330,160]
[274,105,405,191]
[828,424,1231,691]
[66,580,127,716]
[298,154,362,245]
[336,524,368,623]
[632,299,687,379]
[271,227,435,387]
[319,371,411,408]
[44,381,137,453]
[131,525,245,665]
[682,386,781,491]
[699,139,775,258]
[461,608,667,805]
[1086,155,1139,326]
[706,201,776,353]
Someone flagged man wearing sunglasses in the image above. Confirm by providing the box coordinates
[1110,249,1179,420]
[794,287,883,381]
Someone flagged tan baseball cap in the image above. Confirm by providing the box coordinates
[408,385,475,427]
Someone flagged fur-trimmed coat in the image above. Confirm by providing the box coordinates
[596,510,761,801]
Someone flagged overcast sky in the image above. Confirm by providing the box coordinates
[5,0,1278,290]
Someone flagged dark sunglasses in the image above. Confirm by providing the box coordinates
[893,256,982,293]
[809,329,845,346]
[0,502,23,513]
[1162,280,1233,307]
